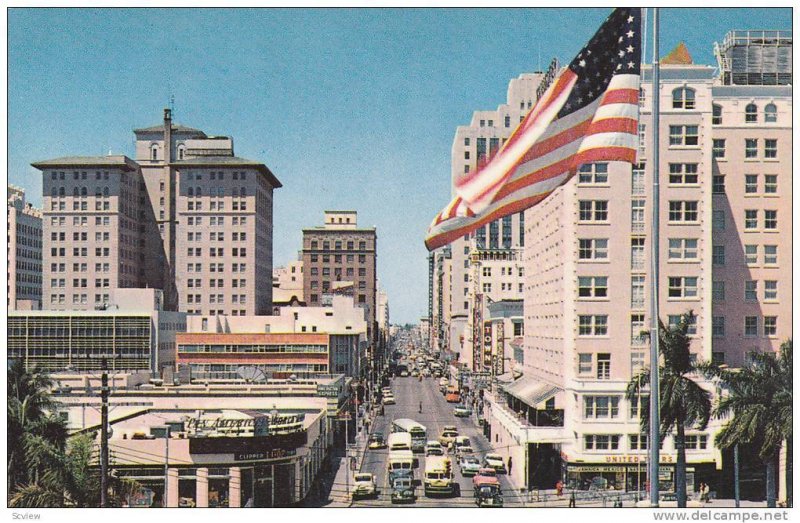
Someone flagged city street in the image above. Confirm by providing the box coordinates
[352,375,521,508]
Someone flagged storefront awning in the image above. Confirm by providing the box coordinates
[502,376,562,409]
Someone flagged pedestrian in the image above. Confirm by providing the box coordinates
[569,490,576,508]
[507,456,513,475]
[556,480,564,497]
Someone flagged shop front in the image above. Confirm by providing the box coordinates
[565,455,715,494]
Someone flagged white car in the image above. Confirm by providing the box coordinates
[383,394,396,405]
[483,453,507,474]
[425,440,444,456]
[352,473,377,499]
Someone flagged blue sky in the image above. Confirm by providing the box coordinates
[8,7,792,324]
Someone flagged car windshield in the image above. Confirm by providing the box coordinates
[355,474,372,482]
[464,457,479,464]
[479,469,496,476]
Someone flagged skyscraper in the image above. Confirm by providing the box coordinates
[7,185,42,310]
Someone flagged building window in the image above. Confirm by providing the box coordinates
[712,281,725,301]
[578,239,608,260]
[744,174,758,194]
[744,210,758,230]
[712,245,726,266]
[631,199,645,231]
[597,354,611,380]
[764,245,778,265]
[745,103,758,123]
[631,237,645,270]
[744,244,758,265]
[712,139,726,159]
[712,316,725,337]
[668,125,699,146]
[631,163,645,195]
[578,163,608,184]
[672,87,695,109]
[764,103,777,123]
[744,316,758,337]
[745,138,758,158]
[764,280,777,301]
[579,200,608,222]
[712,175,725,194]
[668,238,698,260]
[764,174,778,194]
[744,280,758,301]
[668,163,699,184]
[577,276,608,298]
[764,210,777,229]
[668,201,699,222]
[668,276,698,299]
[764,316,777,337]
[668,314,697,335]
[578,315,608,336]
[712,104,722,125]
[631,275,645,309]
[584,434,620,451]
[584,396,620,419]
[629,434,648,450]
[630,314,646,345]
[578,353,592,375]
[712,210,725,231]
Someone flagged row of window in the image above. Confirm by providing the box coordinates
[186,279,247,288]
[184,171,249,181]
[481,282,522,293]
[186,248,248,257]
[50,278,110,288]
[309,267,368,276]
[185,294,247,304]
[309,281,368,290]
[186,263,247,273]
[186,232,248,242]
[309,240,369,251]
[186,200,248,211]
[309,254,369,264]
[48,293,111,305]
[186,216,248,226]
[668,87,780,125]
[713,315,779,337]
[186,186,248,197]
[584,433,708,451]
[48,170,111,181]
[712,138,778,159]
[178,344,327,354]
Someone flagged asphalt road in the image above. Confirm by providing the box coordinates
[352,375,519,508]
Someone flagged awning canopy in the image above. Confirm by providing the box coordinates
[502,376,562,409]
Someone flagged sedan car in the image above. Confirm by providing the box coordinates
[352,473,377,499]
[438,429,459,447]
[453,405,472,417]
[368,432,386,449]
[483,453,507,474]
[459,455,482,476]
[383,395,396,405]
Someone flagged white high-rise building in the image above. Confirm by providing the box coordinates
[7,185,42,310]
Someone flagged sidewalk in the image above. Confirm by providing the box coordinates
[327,425,371,507]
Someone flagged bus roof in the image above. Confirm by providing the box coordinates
[392,418,427,433]
[387,432,412,444]
[424,456,451,473]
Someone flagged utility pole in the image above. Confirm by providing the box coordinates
[100,357,109,508]
[734,444,740,508]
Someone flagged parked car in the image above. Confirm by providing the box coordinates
[453,404,472,417]
[368,432,386,449]
[459,455,482,476]
[352,473,377,499]
[483,453,507,474]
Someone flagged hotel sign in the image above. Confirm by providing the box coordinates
[483,322,493,368]
[472,294,483,372]
[190,431,308,455]
[494,321,505,375]
[233,448,296,462]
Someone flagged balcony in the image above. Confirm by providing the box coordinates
[485,391,567,444]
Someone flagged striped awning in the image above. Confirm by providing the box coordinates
[502,376,561,409]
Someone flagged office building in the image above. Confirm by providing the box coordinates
[7,185,42,310]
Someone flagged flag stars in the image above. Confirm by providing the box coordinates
[627,30,635,38]
[627,45,635,53]
[578,59,586,68]
[628,61,635,69]
[627,15,635,23]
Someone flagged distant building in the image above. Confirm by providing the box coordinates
[8,288,186,373]
[176,296,368,380]
[272,258,305,313]
[302,210,377,363]
[7,185,42,310]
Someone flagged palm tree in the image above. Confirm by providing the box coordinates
[626,312,713,508]
[712,339,792,508]
[7,359,68,495]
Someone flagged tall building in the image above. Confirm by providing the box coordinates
[481,37,791,495]
[446,72,546,364]
[34,110,281,315]
[134,109,282,315]
[7,185,42,310]
[35,155,156,310]
[301,211,377,355]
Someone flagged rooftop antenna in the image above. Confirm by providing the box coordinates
[169,94,175,121]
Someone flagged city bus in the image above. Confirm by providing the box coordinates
[387,432,413,452]
[391,419,427,453]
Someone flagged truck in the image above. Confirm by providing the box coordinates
[391,418,427,453]
[423,456,454,496]
[387,432,412,452]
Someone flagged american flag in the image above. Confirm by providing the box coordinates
[425,8,641,251]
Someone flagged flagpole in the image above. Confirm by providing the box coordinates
[648,6,662,508]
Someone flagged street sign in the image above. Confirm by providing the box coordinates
[337,412,352,421]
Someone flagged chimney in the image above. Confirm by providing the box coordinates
[163,108,172,163]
